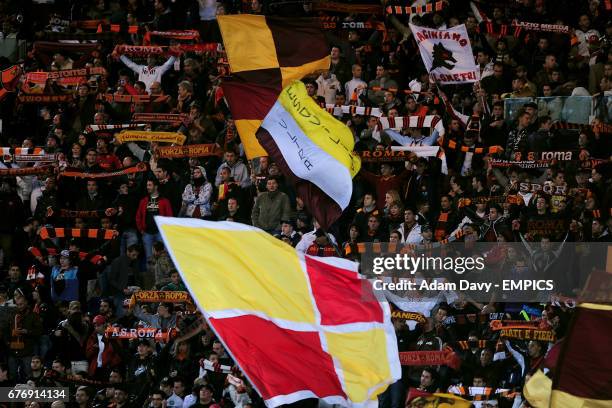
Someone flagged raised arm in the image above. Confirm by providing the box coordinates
[158,55,177,75]
[119,55,142,74]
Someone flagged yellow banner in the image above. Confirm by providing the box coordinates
[115,131,186,145]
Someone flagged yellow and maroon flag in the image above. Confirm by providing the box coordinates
[155,216,400,407]
[524,302,612,408]
[218,15,330,159]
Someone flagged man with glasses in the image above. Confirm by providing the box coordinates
[149,390,167,408]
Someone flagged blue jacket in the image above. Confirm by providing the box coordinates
[51,266,79,302]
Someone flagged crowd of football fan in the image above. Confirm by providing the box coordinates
[0,0,610,407]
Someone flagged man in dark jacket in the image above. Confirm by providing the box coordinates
[35,177,59,222]
[6,295,43,382]
[505,109,535,160]
[154,162,182,215]
[113,181,140,255]
[105,245,141,317]
[76,180,110,216]
[479,204,511,242]
[0,181,25,266]
[128,340,158,401]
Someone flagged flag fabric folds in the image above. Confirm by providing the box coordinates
[0,65,23,101]
[256,81,361,229]
[155,217,400,407]
[406,389,472,408]
[218,15,331,159]
[409,24,479,85]
[551,302,612,407]
[523,303,612,408]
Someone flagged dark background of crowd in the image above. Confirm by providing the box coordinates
[0,0,610,407]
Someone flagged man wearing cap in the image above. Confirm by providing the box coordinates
[85,315,122,379]
[50,250,79,302]
[127,339,157,399]
[276,220,300,247]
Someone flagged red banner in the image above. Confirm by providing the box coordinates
[398,349,461,369]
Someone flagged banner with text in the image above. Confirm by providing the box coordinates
[409,23,479,85]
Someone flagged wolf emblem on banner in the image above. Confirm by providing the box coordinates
[432,43,456,70]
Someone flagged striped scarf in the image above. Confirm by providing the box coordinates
[440,138,503,155]
[399,349,461,369]
[100,94,171,104]
[82,123,146,135]
[44,370,111,387]
[29,246,105,266]
[156,144,223,159]
[391,310,427,323]
[17,94,72,104]
[45,67,107,79]
[46,208,117,218]
[323,104,383,117]
[481,21,522,38]
[1,147,45,156]
[144,30,201,44]
[512,21,569,34]
[12,154,55,163]
[0,166,53,176]
[39,227,118,241]
[59,162,148,178]
[105,326,177,342]
[457,195,523,208]
[114,43,220,56]
[132,113,188,124]
[376,115,445,135]
[490,159,551,169]
[391,145,448,174]
[385,1,444,15]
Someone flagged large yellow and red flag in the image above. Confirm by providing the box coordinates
[155,216,401,407]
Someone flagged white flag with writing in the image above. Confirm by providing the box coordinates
[409,23,480,85]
